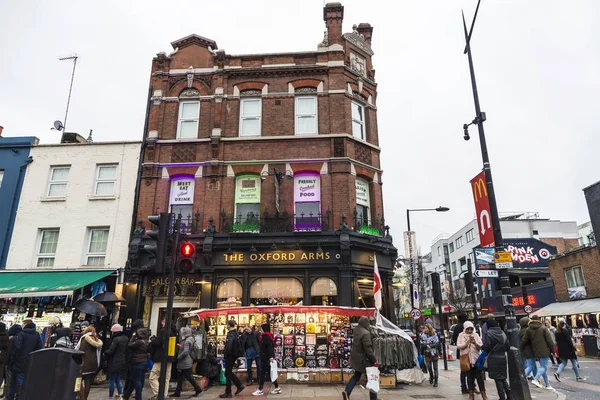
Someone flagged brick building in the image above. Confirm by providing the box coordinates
[548,245,600,302]
[125,3,398,332]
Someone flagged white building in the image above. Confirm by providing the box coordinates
[6,139,141,274]
[578,221,595,246]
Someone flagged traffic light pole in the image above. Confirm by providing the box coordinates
[466,259,479,330]
[157,214,181,400]
[462,2,530,398]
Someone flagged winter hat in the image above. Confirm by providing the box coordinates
[425,318,433,325]
[111,324,123,333]
[81,321,90,328]
[486,319,498,328]
[463,321,475,330]
[261,323,271,333]
[531,315,540,321]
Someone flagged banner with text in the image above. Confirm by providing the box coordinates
[170,178,195,205]
[470,171,494,247]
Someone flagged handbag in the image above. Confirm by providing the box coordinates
[460,353,471,372]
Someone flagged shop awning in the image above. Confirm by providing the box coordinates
[0,270,114,298]
[533,298,600,317]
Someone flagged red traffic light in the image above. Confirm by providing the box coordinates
[180,242,195,257]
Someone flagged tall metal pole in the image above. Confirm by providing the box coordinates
[467,259,479,329]
[435,271,448,370]
[406,210,420,354]
[157,214,181,400]
[59,55,78,132]
[462,2,531,398]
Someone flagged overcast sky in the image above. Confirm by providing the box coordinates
[1,0,598,254]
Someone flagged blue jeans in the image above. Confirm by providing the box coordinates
[345,371,377,400]
[557,358,580,378]
[123,363,146,400]
[534,357,550,387]
[6,371,24,400]
[246,348,260,382]
[524,357,538,378]
[108,372,123,397]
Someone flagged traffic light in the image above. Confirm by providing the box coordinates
[431,272,442,304]
[464,269,474,295]
[145,213,171,274]
[178,241,197,273]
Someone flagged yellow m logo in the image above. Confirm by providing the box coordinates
[473,178,488,201]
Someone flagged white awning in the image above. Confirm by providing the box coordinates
[533,298,600,317]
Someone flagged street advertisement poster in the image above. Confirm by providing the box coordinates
[294,173,320,203]
[235,175,260,204]
[474,246,495,268]
[170,178,195,205]
[568,286,587,300]
[356,178,370,207]
[503,238,557,268]
[470,171,495,247]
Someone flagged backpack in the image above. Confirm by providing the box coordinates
[235,336,244,358]
[190,337,203,360]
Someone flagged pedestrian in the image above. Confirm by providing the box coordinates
[241,325,261,385]
[518,317,537,380]
[457,321,487,400]
[252,324,281,396]
[554,320,584,382]
[482,319,511,400]
[123,322,150,400]
[481,313,495,344]
[78,326,104,399]
[342,316,378,400]
[452,313,470,394]
[5,323,22,399]
[420,323,440,387]
[558,318,573,337]
[544,320,558,368]
[104,324,128,400]
[521,315,554,390]
[219,320,245,398]
[148,319,177,400]
[7,319,42,400]
[198,344,221,386]
[172,327,202,397]
[0,320,8,398]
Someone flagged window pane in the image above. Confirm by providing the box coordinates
[181,102,199,118]
[98,166,117,179]
[217,279,243,300]
[565,270,575,288]
[352,121,364,139]
[356,204,369,225]
[241,119,260,136]
[95,182,115,196]
[352,103,363,122]
[297,116,316,134]
[575,267,585,286]
[48,183,67,197]
[89,230,109,253]
[52,167,70,181]
[250,278,303,305]
[296,202,320,216]
[40,231,59,254]
[297,97,315,114]
[242,99,260,116]
[87,256,105,266]
[311,277,338,296]
[236,204,260,220]
[179,121,198,138]
[37,257,55,267]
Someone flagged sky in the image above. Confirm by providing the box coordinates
[1,0,598,254]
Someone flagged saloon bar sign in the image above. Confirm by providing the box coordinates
[170,178,195,205]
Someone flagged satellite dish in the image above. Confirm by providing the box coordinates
[52,120,64,131]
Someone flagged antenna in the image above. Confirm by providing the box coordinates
[59,54,79,133]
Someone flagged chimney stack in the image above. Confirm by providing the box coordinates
[323,2,344,46]
[357,23,373,45]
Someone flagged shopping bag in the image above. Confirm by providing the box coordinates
[220,368,226,385]
[417,354,425,368]
[365,366,380,393]
[475,351,488,370]
[270,359,278,382]
[460,353,471,372]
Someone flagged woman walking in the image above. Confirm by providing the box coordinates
[104,324,129,400]
[482,319,511,400]
[252,324,281,396]
[554,320,585,382]
[123,324,150,400]
[172,327,202,397]
[420,323,440,387]
[342,316,377,400]
[457,321,487,400]
[78,326,104,400]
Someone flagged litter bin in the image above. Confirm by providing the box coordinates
[583,335,599,357]
[20,347,84,400]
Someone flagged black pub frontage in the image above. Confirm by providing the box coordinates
[126,219,398,335]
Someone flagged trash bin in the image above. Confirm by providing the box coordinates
[582,335,599,357]
[20,347,84,400]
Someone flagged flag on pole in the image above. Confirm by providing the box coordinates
[374,253,382,310]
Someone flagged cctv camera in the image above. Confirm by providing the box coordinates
[463,124,470,141]
[260,176,267,183]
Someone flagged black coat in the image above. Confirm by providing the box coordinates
[224,330,241,359]
[9,324,42,373]
[555,329,576,360]
[0,322,8,364]
[104,333,129,373]
[148,327,177,363]
[198,352,220,379]
[259,333,275,363]
[241,330,260,354]
[350,316,377,374]
[482,327,510,380]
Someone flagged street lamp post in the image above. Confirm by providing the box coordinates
[461,1,530,398]
[406,206,450,354]
[434,265,449,371]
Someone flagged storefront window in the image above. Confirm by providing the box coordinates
[216,279,243,303]
[311,277,338,306]
[234,175,261,233]
[170,176,195,233]
[294,172,321,231]
[250,278,303,305]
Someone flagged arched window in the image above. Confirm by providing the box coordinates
[250,278,303,306]
[216,279,243,303]
[311,277,338,306]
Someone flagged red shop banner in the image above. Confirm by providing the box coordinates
[196,305,376,319]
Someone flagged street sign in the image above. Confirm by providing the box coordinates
[494,252,513,263]
[474,269,499,278]
[495,262,513,269]
[410,308,422,321]
[524,305,533,314]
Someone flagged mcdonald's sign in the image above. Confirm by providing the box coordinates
[470,171,495,247]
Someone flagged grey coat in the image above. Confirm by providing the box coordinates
[177,327,195,370]
[350,316,377,374]
[482,327,509,380]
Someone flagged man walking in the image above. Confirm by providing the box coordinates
[7,320,42,400]
[219,320,245,398]
[148,319,176,400]
[521,315,555,390]
[342,316,378,400]
[241,325,260,385]
[0,320,8,398]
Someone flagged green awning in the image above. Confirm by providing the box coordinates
[0,270,113,298]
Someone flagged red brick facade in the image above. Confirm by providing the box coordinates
[548,246,600,301]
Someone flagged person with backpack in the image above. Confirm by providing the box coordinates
[104,324,129,400]
[219,320,245,398]
[171,327,202,397]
